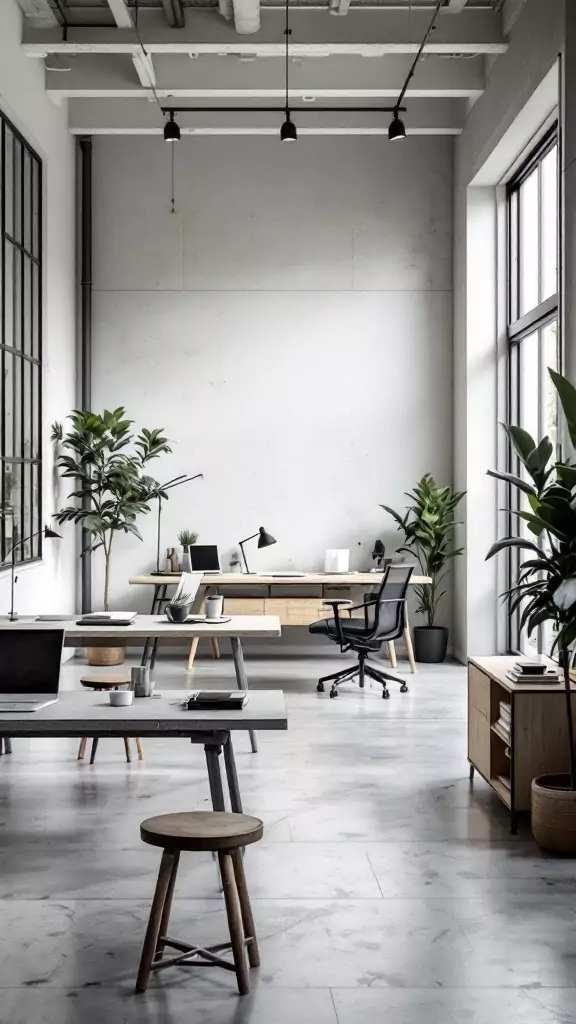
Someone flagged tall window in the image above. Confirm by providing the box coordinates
[0,111,42,566]
[507,126,559,654]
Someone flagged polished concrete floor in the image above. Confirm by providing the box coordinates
[1,648,576,1023]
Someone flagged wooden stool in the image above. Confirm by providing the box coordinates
[136,811,263,996]
[77,676,144,764]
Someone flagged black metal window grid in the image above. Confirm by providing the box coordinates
[506,123,559,654]
[0,110,43,567]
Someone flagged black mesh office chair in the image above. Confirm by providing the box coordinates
[309,565,414,699]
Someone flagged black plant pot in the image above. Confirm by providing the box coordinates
[413,626,449,664]
[166,604,190,623]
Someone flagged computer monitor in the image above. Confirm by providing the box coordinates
[0,629,64,695]
[189,545,221,572]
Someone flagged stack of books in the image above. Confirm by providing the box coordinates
[495,700,511,741]
[185,691,248,711]
[505,661,560,685]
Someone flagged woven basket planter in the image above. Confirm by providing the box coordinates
[532,774,576,854]
[86,646,126,667]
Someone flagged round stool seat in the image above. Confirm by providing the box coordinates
[140,811,263,853]
[80,675,131,690]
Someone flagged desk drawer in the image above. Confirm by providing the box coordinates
[469,665,491,718]
[221,598,265,615]
[264,598,322,625]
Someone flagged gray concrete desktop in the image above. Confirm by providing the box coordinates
[1,652,576,1023]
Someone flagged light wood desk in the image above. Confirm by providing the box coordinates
[468,655,576,833]
[129,572,431,673]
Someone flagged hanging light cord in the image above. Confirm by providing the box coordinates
[394,0,443,113]
[171,142,176,214]
[134,0,165,118]
[284,0,291,115]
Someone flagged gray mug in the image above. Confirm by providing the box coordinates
[131,666,154,698]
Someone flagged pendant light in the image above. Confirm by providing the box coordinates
[280,0,297,142]
[164,110,181,143]
[388,0,443,142]
[388,111,406,142]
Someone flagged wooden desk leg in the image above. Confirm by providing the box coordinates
[186,636,199,672]
[124,737,132,763]
[136,737,144,761]
[230,637,257,754]
[404,607,417,674]
[211,637,221,660]
[77,736,88,760]
[387,642,397,668]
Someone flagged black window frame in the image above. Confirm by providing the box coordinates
[506,122,560,654]
[0,108,43,569]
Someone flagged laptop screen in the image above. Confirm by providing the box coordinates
[0,630,64,694]
[189,545,221,572]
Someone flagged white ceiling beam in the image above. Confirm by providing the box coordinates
[67,95,466,135]
[22,8,508,58]
[45,53,485,101]
[105,0,133,30]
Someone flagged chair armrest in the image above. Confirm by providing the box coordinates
[321,600,352,644]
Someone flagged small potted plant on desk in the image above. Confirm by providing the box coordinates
[165,591,193,623]
[178,530,198,573]
[486,368,576,852]
[381,475,465,663]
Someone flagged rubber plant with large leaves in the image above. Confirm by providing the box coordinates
[486,369,576,789]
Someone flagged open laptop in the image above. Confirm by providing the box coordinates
[0,629,64,712]
[189,545,222,574]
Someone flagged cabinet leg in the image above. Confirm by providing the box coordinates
[511,811,519,835]
[469,763,475,782]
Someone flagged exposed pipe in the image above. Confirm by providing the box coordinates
[160,0,185,29]
[79,136,92,615]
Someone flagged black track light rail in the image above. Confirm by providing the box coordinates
[161,106,406,114]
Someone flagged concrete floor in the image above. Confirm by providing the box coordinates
[1,649,576,1023]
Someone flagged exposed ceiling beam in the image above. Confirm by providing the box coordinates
[45,53,485,101]
[22,8,508,58]
[68,95,465,135]
[105,0,132,30]
[103,1,158,91]
[15,0,58,28]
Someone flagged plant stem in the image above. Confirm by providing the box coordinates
[103,533,112,612]
[562,647,576,790]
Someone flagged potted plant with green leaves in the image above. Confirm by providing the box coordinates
[51,408,171,665]
[178,529,198,573]
[486,368,576,852]
[165,590,193,624]
[381,475,465,663]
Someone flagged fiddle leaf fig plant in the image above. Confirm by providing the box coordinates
[381,474,465,628]
[51,409,171,610]
[486,368,576,789]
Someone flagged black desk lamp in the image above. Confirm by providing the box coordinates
[1,524,62,621]
[239,527,276,574]
[152,473,203,575]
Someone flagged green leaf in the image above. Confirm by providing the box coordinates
[486,537,542,560]
[503,423,536,463]
[550,367,576,449]
[486,468,537,497]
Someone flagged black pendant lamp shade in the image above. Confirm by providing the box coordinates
[388,113,406,142]
[164,111,181,142]
[280,113,297,143]
[257,527,277,549]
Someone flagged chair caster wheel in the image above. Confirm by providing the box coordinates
[382,689,390,700]
[329,687,338,698]
[400,684,408,693]
[317,681,325,693]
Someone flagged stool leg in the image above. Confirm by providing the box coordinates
[154,850,180,963]
[211,637,220,660]
[231,849,259,968]
[136,849,177,993]
[219,851,250,995]
[124,737,132,763]
[90,738,99,764]
[135,737,144,761]
[4,738,12,754]
[77,737,87,760]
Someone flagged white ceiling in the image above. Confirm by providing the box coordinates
[16,0,510,135]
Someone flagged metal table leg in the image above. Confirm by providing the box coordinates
[142,584,167,671]
[230,636,257,754]
[223,737,243,814]
[141,585,161,667]
[204,739,226,811]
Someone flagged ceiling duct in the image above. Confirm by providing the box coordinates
[218,0,261,36]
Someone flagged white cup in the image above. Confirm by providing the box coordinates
[109,689,133,707]
[205,594,224,620]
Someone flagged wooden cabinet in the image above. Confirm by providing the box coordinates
[468,656,576,832]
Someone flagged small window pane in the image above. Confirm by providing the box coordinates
[3,241,13,347]
[541,146,558,301]
[23,259,32,356]
[32,463,40,557]
[32,263,40,358]
[12,249,22,352]
[4,128,13,238]
[543,320,559,453]
[23,149,32,254]
[3,350,14,459]
[12,139,22,245]
[520,169,539,316]
[519,329,539,446]
[32,364,40,459]
[32,159,40,259]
